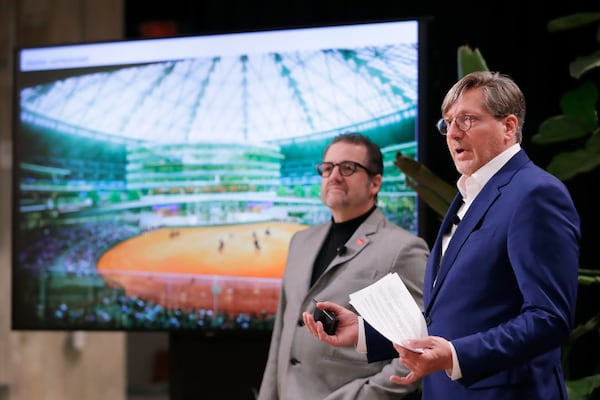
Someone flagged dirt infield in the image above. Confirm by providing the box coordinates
[97,222,307,314]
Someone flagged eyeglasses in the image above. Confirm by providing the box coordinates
[316,161,375,177]
[436,114,477,135]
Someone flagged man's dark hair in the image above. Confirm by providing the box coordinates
[324,132,384,176]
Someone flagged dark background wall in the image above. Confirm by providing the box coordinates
[124,1,599,399]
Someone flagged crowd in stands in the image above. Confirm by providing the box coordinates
[49,293,275,331]
[17,221,140,276]
[16,220,276,332]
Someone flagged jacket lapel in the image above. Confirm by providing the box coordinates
[424,196,463,292]
[427,150,531,307]
[318,209,382,276]
[295,222,331,290]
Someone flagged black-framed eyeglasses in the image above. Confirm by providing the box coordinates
[436,114,477,135]
[316,161,375,177]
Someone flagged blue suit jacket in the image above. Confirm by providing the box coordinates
[365,150,581,400]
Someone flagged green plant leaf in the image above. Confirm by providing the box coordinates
[545,147,600,181]
[531,115,589,144]
[559,81,598,128]
[547,12,600,32]
[588,129,600,145]
[394,153,457,201]
[570,50,600,79]
[394,153,456,217]
[457,45,489,79]
[405,180,454,219]
[579,268,600,277]
[566,373,600,400]
[570,313,600,342]
[579,274,600,285]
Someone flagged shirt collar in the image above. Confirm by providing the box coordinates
[457,143,521,204]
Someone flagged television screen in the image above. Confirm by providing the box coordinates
[12,18,424,332]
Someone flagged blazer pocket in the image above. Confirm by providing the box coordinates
[462,364,530,389]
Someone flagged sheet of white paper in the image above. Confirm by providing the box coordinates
[349,272,427,349]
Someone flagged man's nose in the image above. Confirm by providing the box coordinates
[328,165,344,179]
[446,123,465,138]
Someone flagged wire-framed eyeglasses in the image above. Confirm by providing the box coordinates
[436,114,477,135]
[316,161,375,177]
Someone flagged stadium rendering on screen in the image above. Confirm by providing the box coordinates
[12,19,423,332]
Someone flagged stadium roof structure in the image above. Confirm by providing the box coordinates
[20,42,418,145]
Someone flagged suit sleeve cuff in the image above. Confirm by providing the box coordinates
[447,341,463,380]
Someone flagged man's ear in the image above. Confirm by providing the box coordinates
[504,114,518,138]
[371,173,383,192]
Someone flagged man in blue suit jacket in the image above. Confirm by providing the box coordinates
[304,71,581,400]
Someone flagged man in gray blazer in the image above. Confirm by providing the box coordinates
[257,132,429,400]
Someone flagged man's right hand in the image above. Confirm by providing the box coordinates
[303,301,359,347]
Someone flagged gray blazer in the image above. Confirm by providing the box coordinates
[258,208,429,400]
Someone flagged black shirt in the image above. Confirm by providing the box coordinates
[310,206,377,286]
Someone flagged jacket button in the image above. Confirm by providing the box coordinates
[290,358,301,365]
[297,319,304,327]
[425,317,431,326]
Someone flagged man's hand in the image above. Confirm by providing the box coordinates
[390,336,454,385]
[302,301,359,347]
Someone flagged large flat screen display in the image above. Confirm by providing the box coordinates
[12,19,423,333]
